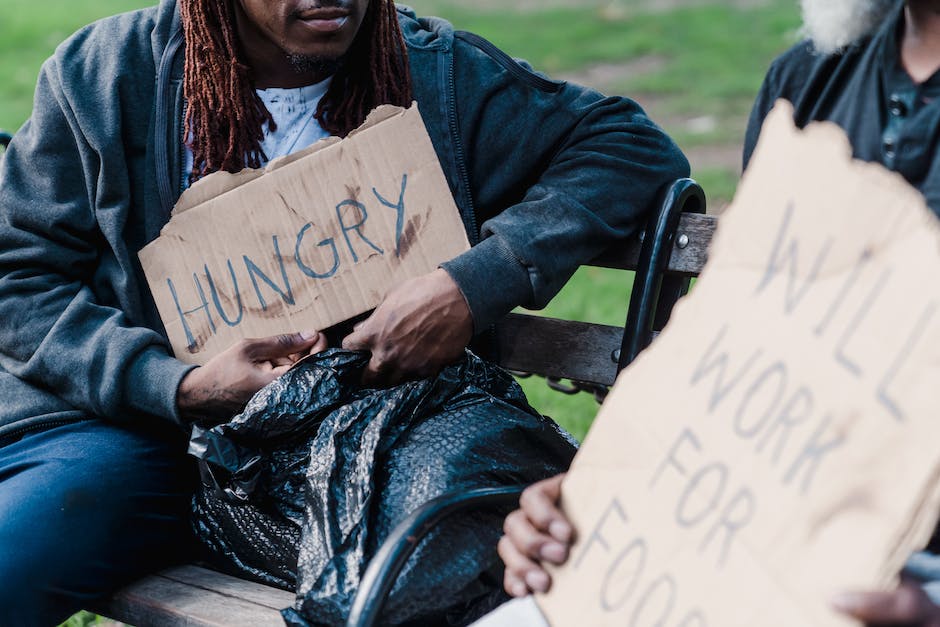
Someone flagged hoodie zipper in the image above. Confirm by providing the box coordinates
[445,50,479,245]
[156,27,185,219]
[179,101,189,197]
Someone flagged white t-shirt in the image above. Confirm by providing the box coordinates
[183,76,332,187]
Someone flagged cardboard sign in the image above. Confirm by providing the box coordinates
[537,101,940,626]
[140,104,470,364]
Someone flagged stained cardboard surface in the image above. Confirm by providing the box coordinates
[536,101,940,626]
[140,104,470,365]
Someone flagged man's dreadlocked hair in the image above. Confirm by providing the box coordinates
[180,0,412,181]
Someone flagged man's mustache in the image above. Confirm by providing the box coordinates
[293,0,356,13]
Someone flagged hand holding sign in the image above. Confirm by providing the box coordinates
[498,473,574,597]
[177,330,328,423]
[832,582,940,626]
[342,268,472,385]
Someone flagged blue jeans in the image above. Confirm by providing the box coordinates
[0,419,196,626]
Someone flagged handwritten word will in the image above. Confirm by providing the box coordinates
[755,201,936,422]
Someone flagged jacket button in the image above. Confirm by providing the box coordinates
[889,94,908,117]
[883,136,898,163]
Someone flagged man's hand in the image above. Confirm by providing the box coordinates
[498,473,574,598]
[177,330,328,422]
[342,268,473,386]
[832,581,940,626]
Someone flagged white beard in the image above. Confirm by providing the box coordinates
[800,0,899,54]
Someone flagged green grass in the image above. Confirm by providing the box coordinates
[693,167,742,210]
[0,0,153,132]
[59,611,112,627]
[414,3,798,82]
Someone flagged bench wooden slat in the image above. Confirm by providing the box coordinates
[497,313,622,386]
[590,212,716,276]
[667,212,717,275]
[160,565,295,609]
[96,566,291,627]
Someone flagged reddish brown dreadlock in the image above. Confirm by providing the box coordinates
[180,0,413,181]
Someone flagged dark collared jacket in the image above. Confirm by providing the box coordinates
[744,2,940,214]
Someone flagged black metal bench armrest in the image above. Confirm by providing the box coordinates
[346,486,526,627]
[619,177,706,369]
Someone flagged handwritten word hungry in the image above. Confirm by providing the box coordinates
[166,174,409,351]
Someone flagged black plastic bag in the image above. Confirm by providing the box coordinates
[190,349,576,625]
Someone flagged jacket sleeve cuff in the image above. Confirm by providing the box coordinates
[124,346,197,425]
[440,235,534,334]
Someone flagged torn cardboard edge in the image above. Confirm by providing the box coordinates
[173,104,411,216]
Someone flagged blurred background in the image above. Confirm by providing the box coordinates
[0,3,801,622]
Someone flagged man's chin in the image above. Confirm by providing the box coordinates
[286,53,342,79]
[800,0,898,54]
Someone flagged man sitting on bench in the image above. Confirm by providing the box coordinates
[487,0,940,624]
[0,0,688,623]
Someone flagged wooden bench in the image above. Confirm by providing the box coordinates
[89,178,717,626]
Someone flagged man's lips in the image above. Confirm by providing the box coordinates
[295,9,350,33]
[297,7,349,19]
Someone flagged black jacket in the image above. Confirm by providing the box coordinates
[744,2,940,214]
